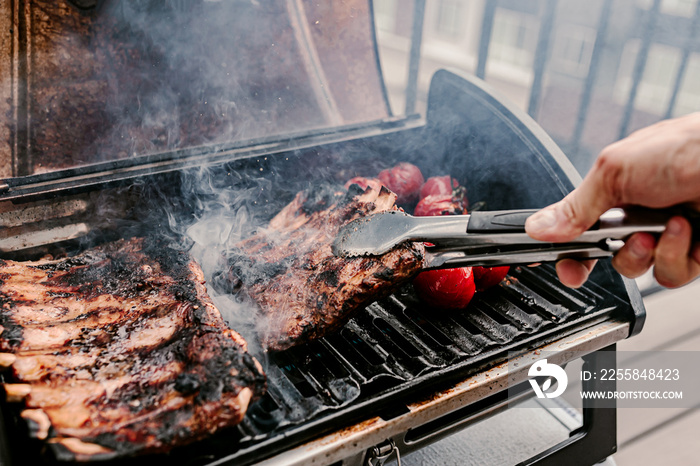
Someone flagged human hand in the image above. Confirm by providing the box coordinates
[525,112,700,288]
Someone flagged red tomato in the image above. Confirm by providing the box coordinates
[473,266,510,291]
[344,176,383,192]
[377,162,424,204]
[413,189,474,309]
[413,268,476,310]
[419,175,458,199]
[414,194,467,217]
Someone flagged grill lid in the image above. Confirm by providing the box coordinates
[0,0,390,182]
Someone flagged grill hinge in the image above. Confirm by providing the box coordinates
[364,439,401,466]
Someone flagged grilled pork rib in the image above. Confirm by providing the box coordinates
[221,184,425,352]
[0,237,266,461]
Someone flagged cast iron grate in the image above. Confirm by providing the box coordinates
[202,262,628,465]
[3,263,627,466]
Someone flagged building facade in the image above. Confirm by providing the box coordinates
[374,0,700,172]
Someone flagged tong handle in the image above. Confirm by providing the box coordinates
[466,206,700,242]
[425,206,700,269]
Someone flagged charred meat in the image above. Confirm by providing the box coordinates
[0,236,266,461]
[220,184,425,352]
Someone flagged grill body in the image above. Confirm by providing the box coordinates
[0,69,645,465]
[192,69,644,466]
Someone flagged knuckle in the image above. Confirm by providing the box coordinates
[654,246,673,266]
[656,234,690,266]
[559,199,583,228]
[593,148,625,205]
[596,146,618,166]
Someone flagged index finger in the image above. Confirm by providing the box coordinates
[525,152,622,242]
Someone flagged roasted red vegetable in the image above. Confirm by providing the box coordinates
[414,193,467,217]
[377,162,424,204]
[413,268,476,310]
[413,188,475,309]
[419,175,458,199]
[473,266,510,291]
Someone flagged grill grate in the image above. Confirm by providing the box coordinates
[0,260,627,466]
[210,262,628,465]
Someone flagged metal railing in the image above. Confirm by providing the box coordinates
[400,0,700,163]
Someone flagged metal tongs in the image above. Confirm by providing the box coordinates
[332,207,700,269]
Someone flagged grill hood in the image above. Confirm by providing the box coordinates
[1,0,391,181]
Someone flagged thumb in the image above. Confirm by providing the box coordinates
[525,169,618,242]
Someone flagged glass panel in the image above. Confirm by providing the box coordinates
[660,0,698,17]
[489,8,539,71]
[434,0,465,41]
[2,0,389,177]
[373,0,699,175]
[674,53,700,116]
[374,0,398,33]
[551,24,596,77]
[637,44,682,114]
[636,0,697,16]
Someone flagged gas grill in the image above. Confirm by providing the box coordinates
[0,1,645,465]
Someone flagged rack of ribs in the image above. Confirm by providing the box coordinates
[220,184,425,352]
[0,236,266,461]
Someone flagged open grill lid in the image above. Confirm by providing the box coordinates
[0,0,391,189]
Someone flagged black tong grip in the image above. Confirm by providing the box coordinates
[466,206,700,241]
[466,209,540,233]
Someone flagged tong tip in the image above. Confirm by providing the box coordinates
[332,211,411,258]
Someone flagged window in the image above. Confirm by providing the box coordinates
[373,0,398,34]
[489,8,539,71]
[636,0,698,17]
[614,41,682,114]
[434,0,465,40]
[551,24,596,77]
[674,53,700,116]
[660,0,698,16]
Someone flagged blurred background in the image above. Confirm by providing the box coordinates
[370,1,700,464]
[373,0,700,175]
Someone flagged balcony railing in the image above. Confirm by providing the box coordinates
[396,0,700,171]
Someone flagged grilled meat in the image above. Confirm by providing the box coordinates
[220,184,425,352]
[0,237,266,461]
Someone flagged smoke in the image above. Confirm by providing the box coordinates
[23,0,355,348]
[9,0,401,352]
[157,165,278,353]
[18,0,342,173]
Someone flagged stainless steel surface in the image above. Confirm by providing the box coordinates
[422,242,623,269]
[397,397,619,466]
[332,207,685,267]
[0,190,133,253]
[333,210,470,257]
[252,320,630,466]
